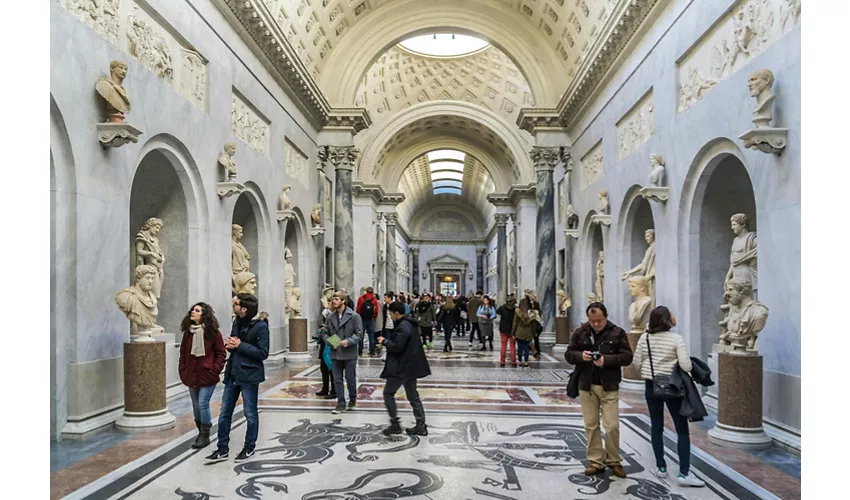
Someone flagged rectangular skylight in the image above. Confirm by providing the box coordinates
[427,150,466,162]
[431,171,465,181]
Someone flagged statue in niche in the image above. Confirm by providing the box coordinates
[320,284,334,311]
[648,154,666,187]
[219,143,238,182]
[96,60,131,123]
[725,213,758,293]
[593,251,605,303]
[620,229,657,305]
[566,204,579,229]
[597,190,609,215]
[311,204,323,227]
[284,247,296,318]
[279,185,292,210]
[557,289,572,317]
[627,276,653,333]
[115,264,159,341]
[134,217,165,299]
[234,271,257,295]
[231,224,250,292]
[747,68,776,128]
[719,278,768,351]
[286,287,302,319]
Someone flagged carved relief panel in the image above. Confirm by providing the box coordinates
[580,141,603,190]
[59,0,120,45]
[285,140,308,185]
[616,90,654,161]
[231,91,270,156]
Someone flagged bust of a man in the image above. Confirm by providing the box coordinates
[566,204,579,229]
[748,68,776,128]
[311,204,322,227]
[649,154,665,187]
[719,278,769,350]
[279,185,292,210]
[234,271,257,295]
[320,284,334,310]
[219,143,237,181]
[115,265,159,339]
[627,276,652,333]
[96,60,131,123]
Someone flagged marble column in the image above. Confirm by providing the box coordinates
[385,212,398,293]
[316,146,329,309]
[532,146,560,333]
[411,247,419,295]
[331,146,358,293]
[495,213,509,304]
[476,248,485,293]
[510,213,519,296]
[375,213,384,294]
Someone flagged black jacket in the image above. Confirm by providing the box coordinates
[497,302,516,334]
[380,316,431,380]
[224,315,270,385]
[565,320,633,392]
[671,357,714,422]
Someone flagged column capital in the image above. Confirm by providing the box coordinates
[316,145,330,173]
[410,247,419,255]
[384,212,398,226]
[494,213,510,227]
[476,248,487,256]
[328,145,359,171]
[509,213,517,223]
[530,145,565,173]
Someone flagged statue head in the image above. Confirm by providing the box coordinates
[628,276,649,298]
[234,271,257,294]
[598,250,604,261]
[725,278,753,306]
[134,264,158,292]
[224,143,236,156]
[110,60,128,81]
[140,217,163,235]
[730,213,750,235]
[313,203,322,212]
[598,190,608,199]
[566,204,574,216]
[292,287,301,298]
[649,153,664,167]
[748,69,774,97]
[284,247,293,262]
[645,229,655,244]
[557,289,567,299]
[232,224,243,240]
[281,184,291,193]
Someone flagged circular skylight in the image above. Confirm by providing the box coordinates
[399,34,490,58]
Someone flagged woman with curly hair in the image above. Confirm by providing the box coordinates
[178,302,227,449]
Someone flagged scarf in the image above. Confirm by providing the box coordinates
[189,324,205,357]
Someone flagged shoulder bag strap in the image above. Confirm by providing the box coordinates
[646,334,656,379]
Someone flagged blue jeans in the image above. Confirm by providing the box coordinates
[363,317,376,355]
[216,380,259,453]
[331,358,357,405]
[188,385,216,424]
[645,381,691,475]
[517,339,531,362]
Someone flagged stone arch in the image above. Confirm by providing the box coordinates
[320,0,562,106]
[617,185,656,318]
[50,94,77,440]
[232,182,273,303]
[678,139,756,359]
[358,101,533,187]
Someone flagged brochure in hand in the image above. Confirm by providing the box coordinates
[326,334,342,349]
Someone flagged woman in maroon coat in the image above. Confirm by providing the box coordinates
[178,302,226,449]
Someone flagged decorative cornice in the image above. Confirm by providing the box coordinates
[517,108,563,134]
[412,238,484,245]
[487,183,537,207]
[326,108,372,134]
[352,181,406,205]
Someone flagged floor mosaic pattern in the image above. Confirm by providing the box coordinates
[300,364,572,383]
[70,409,775,500]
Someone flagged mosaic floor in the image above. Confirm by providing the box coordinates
[68,408,773,500]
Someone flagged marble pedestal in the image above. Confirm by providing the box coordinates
[97,122,142,148]
[553,317,570,354]
[284,318,312,362]
[217,181,245,198]
[708,351,772,449]
[116,341,176,433]
[621,332,644,391]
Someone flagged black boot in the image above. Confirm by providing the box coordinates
[383,419,403,436]
[191,419,202,448]
[193,422,212,449]
[489,339,494,351]
[480,344,487,351]
[405,423,428,436]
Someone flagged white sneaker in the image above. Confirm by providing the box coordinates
[677,473,705,487]
[655,467,667,478]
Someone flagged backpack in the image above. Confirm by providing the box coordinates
[360,296,375,318]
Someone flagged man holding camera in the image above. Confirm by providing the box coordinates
[566,302,633,478]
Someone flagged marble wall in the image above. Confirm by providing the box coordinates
[50,0,323,439]
[561,0,800,436]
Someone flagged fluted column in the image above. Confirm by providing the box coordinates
[476,248,485,293]
[495,213,510,304]
[531,146,560,333]
[385,212,398,293]
[331,146,358,293]
[411,247,419,295]
[316,146,329,306]
[510,213,519,296]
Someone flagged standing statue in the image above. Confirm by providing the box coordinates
[593,250,605,303]
[134,217,165,299]
[115,265,159,342]
[748,69,776,128]
[597,190,609,215]
[566,204,579,229]
[233,271,257,295]
[284,247,296,318]
[286,287,302,319]
[725,213,758,293]
[311,203,323,227]
[231,224,251,292]
[219,143,238,182]
[719,278,769,351]
[620,229,657,305]
[279,185,292,210]
[557,289,572,317]
[627,276,653,333]
[648,153,666,187]
[96,60,131,123]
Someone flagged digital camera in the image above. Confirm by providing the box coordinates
[591,351,602,361]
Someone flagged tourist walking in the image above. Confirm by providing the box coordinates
[439,296,460,352]
[414,293,436,349]
[497,295,517,367]
[382,291,396,336]
[477,295,497,351]
[322,290,363,414]
[512,297,535,368]
[467,291,483,345]
[356,287,380,356]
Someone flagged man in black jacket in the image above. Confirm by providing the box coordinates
[565,302,633,478]
[377,301,431,436]
[206,293,269,464]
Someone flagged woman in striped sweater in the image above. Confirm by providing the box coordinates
[632,306,705,488]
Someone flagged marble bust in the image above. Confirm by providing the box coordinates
[115,265,159,341]
[279,185,292,210]
[234,271,257,295]
[627,276,652,333]
[231,224,250,291]
[134,217,164,299]
[320,284,334,311]
[219,143,237,181]
[311,204,322,227]
[598,190,609,215]
[725,213,758,293]
[648,154,665,187]
[287,287,302,318]
[621,229,657,305]
[566,204,579,229]
[719,278,769,351]
[96,60,131,123]
[748,69,776,128]
[556,289,571,317]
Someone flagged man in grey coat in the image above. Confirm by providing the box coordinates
[322,290,363,414]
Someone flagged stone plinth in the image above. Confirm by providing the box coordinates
[97,122,143,148]
[708,351,772,449]
[284,318,312,362]
[638,186,669,203]
[739,127,788,155]
[590,214,611,227]
[276,209,296,222]
[564,228,579,239]
[553,317,570,354]
[217,181,245,198]
[622,332,644,388]
[116,341,175,433]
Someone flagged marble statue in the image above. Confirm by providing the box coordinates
[557,289,571,317]
[219,143,238,182]
[725,213,758,292]
[286,287,302,319]
[598,190,609,215]
[231,224,250,292]
[593,251,605,303]
[311,203,322,227]
[320,284,334,310]
[566,204,579,229]
[649,154,665,187]
[627,276,653,333]
[96,60,131,123]
[279,185,292,210]
[719,278,768,351]
[620,229,657,305]
[115,265,159,341]
[284,247,296,318]
[233,271,257,295]
[134,217,165,299]
[748,69,776,128]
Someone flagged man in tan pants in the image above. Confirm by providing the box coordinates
[566,302,633,478]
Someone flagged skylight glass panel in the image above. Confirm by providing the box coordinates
[430,171,465,182]
[433,187,462,195]
[427,149,466,162]
[399,34,490,58]
[432,180,462,190]
[428,160,465,172]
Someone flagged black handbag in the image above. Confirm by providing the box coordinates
[566,365,581,398]
[646,335,684,398]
